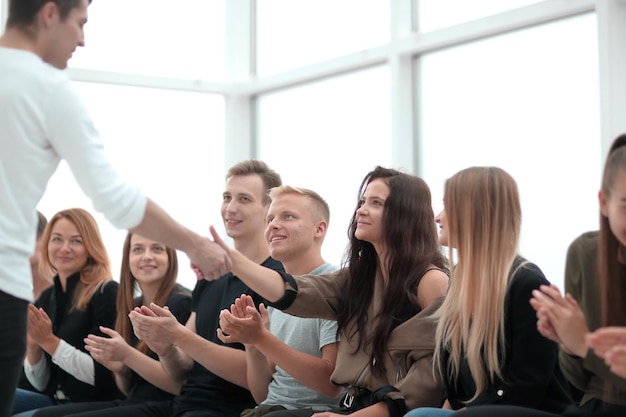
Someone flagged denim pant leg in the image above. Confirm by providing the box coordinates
[14,410,44,417]
[12,389,54,416]
[404,408,455,417]
[0,291,28,417]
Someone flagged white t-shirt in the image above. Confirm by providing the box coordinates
[0,48,146,301]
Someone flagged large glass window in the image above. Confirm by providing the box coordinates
[257,66,392,266]
[256,0,390,76]
[417,0,545,32]
[70,0,226,81]
[419,13,600,289]
[37,83,225,290]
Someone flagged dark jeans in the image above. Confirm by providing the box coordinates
[12,389,55,415]
[56,399,256,417]
[0,290,28,417]
[32,400,121,417]
[52,401,172,417]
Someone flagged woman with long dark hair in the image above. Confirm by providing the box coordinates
[211,166,450,417]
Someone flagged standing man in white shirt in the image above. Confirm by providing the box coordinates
[0,2,229,416]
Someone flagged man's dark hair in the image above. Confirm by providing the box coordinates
[7,0,91,28]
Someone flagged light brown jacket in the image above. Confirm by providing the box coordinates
[276,268,444,410]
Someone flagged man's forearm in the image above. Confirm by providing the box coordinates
[159,343,194,383]
[176,330,249,388]
[246,346,274,403]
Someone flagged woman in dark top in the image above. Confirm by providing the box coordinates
[12,208,119,417]
[404,167,572,417]
[446,139,626,417]
[31,232,192,417]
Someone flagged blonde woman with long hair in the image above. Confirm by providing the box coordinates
[404,167,571,417]
[512,134,626,417]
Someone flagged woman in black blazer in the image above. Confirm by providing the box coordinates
[13,208,120,416]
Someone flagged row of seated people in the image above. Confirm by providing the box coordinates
[12,153,626,417]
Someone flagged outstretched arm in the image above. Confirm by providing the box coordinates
[209,227,285,302]
[132,199,230,280]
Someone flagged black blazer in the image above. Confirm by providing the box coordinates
[34,272,120,402]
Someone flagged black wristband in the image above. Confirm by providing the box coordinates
[268,271,298,310]
[371,386,406,417]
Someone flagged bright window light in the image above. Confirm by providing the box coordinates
[70,0,226,81]
[417,0,545,32]
[257,66,392,266]
[419,13,600,290]
[257,0,390,76]
[38,83,225,290]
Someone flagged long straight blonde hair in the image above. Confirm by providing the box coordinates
[434,167,521,401]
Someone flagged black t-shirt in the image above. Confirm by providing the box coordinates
[172,257,284,417]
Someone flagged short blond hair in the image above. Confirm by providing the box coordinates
[268,185,330,224]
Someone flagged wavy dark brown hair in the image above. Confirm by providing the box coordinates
[337,166,447,376]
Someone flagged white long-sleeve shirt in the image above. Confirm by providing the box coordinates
[24,339,96,390]
[0,47,147,302]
